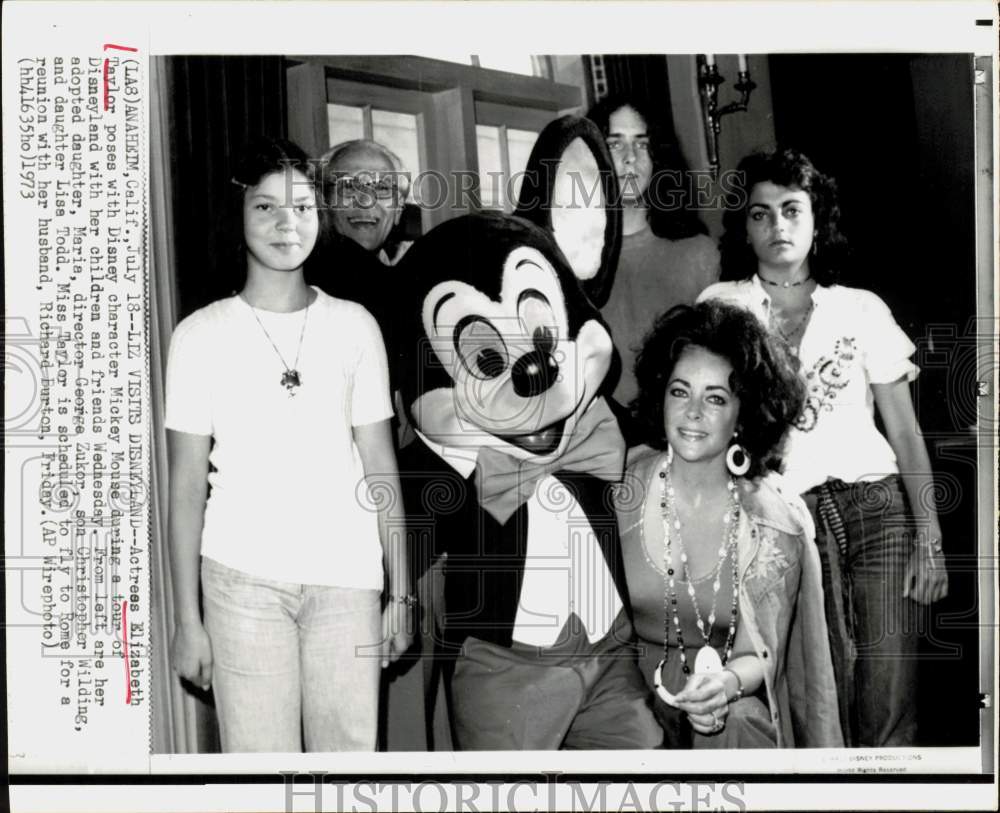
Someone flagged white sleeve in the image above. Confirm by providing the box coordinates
[860,291,918,385]
[351,308,394,427]
[164,317,213,436]
[696,280,746,308]
[695,281,725,304]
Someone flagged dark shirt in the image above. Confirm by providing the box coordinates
[306,233,401,390]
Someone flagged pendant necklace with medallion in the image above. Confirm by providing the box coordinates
[652,448,741,706]
[244,294,310,396]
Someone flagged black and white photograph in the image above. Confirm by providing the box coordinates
[150,48,987,758]
[3,2,997,811]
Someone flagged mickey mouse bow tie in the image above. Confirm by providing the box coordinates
[474,398,625,524]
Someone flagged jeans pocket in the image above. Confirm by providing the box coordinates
[454,636,494,680]
[201,557,290,611]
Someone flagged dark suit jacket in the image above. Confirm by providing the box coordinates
[398,437,633,652]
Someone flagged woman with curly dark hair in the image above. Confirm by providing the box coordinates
[699,148,948,747]
[616,301,842,748]
[586,95,720,411]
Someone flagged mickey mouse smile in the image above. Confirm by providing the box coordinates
[496,416,568,455]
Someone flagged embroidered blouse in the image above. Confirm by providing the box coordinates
[698,278,919,494]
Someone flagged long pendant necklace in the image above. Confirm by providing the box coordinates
[245,296,310,396]
[771,301,814,348]
[652,449,741,706]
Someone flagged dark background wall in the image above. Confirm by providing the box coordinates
[769,53,980,747]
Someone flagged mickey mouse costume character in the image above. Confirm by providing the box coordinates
[396,116,663,750]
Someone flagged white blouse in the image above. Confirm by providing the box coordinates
[699,277,918,495]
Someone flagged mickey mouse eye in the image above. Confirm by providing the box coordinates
[518,290,559,351]
[454,316,509,380]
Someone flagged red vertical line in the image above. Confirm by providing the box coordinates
[122,599,130,703]
[102,42,138,111]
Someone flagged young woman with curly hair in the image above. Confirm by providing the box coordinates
[616,301,842,749]
[699,148,948,746]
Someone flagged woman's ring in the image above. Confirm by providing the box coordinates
[711,711,725,733]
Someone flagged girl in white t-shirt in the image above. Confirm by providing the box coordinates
[165,138,411,752]
[699,148,947,747]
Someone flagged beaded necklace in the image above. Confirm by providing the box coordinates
[652,449,741,705]
[771,301,814,349]
[757,271,811,289]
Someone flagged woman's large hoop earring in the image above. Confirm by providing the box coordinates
[726,442,750,476]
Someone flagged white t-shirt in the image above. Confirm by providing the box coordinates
[698,277,918,495]
[165,288,394,588]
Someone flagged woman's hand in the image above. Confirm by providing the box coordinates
[171,620,213,690]
[381,600,414,668]
[874,379,948,607]
[903,544,949,605]
[673,672,730,735]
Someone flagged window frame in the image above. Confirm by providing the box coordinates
[286,55,582,229]
[325,76,429,182]
[474,102,554,213]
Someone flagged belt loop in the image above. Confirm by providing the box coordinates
[816,482,850,560]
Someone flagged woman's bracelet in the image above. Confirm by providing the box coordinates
[387,594,418,608]
[918,537,944,556]
[723,667,744,702]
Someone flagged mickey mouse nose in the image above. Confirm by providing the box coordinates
[511,345,559,398]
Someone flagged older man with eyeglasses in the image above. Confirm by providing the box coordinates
[322,139,413,266]
[309,139,415,387]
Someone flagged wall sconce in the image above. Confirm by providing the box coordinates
[698,54,757,176]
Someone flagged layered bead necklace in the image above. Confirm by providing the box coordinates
[652,449,741,705]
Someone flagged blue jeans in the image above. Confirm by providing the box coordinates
[201,557,381,752]
[803,475,919,747]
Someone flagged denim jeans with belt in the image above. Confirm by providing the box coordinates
[803,475,919,747]
[201,556,382,752]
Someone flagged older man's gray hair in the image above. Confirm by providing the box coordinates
[321,139,411,197]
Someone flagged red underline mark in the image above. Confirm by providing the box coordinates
[102,43,138,112]
[122,599,131,704]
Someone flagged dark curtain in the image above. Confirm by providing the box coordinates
[164,56,288,319]
[156,55,287,754]
[593,54,679,144]
[769,53,979,747]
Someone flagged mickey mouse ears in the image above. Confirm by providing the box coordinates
[514,115,621,308]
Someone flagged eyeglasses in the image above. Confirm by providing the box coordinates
[328,172,409,202]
